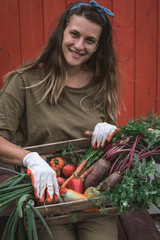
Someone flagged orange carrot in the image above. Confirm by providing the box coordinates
[82,208,99,212]
[106,128,119,143]
[84,131,92,137]
[61,159,87,188]
[79,163,96,180]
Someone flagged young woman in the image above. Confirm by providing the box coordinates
[0,1,120,239]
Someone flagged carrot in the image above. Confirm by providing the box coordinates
[61,159,87,188]
[84,131,92,137]
[79,163,96,180]
[106,128,119,143]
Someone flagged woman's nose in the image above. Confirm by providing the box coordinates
[74,38,84,50]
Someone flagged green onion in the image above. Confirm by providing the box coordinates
[26,202,33,240]
[27,199,38,240]
[10,174,27,187]
[1,205,17,240]
[0,175,20,189]
[9,208,19,240]
[0,167,24,176]
[0,182,32,195]
[27,201,54,240]
[0,187,33,213]
[18,217,28,240]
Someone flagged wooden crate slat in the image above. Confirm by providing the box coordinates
[24,206,120,228]
[23,138,91,155]
[32,198,110,217]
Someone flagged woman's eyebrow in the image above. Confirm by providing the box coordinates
[71,29,98,41]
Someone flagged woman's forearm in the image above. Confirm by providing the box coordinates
[0,136,30,166]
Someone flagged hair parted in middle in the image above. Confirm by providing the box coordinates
[4,2,120,123]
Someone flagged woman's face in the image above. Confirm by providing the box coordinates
[62,15,102,69]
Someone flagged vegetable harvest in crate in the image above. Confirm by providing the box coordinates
[0,112,160,239]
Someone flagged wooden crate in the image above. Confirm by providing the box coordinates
[22,138,145,228]
[23,138,121,226]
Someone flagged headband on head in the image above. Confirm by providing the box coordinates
[69,0,114,24]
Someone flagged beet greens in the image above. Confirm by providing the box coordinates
[94,112,160,213]
[102,112,160,175]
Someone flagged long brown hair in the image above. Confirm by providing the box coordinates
[4,2,120,123]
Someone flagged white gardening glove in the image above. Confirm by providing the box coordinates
[23,152,59,203]
[91,122,117,148]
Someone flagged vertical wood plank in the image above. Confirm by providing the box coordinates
[19,0,43,62]
[113,0,135,125]
[96,0,113,25]
[157,0,160,112]
[96,0,112,10]
[0,1,21,217]
[135,0,157,117]
[0,0,20,88]
[66,0,89,7]
[43,0,66,43]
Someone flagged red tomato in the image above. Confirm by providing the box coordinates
[62,164,76,178]
[68,178,83,193]
[59,187,68,196]
[57,177,65,186]
[51,167,61,177]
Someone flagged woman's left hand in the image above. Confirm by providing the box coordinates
[91,122,117,148]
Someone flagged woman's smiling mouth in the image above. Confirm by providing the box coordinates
[70,49,85,58]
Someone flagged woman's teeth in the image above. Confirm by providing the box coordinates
[71,50,83,56]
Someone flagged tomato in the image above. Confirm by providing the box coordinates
[62,164,76,178]
[50,166,61,177]
[59,187,68,196]
[57,177,65,186]
[50,157,65,169]
[68,177,83,194]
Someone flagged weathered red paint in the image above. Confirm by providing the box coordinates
[0,0,159,125]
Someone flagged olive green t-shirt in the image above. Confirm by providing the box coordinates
[0,69,109,147]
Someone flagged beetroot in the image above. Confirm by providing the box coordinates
[84,158,110,191]
[97,171,122,192]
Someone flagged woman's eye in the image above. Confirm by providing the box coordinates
[70,31,78,38]
[86,38,95,44]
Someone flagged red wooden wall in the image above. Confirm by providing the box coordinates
[0,0,159,126]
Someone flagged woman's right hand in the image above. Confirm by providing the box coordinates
[85,122,118,149]
[23,152,59,203]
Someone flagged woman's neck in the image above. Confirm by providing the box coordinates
[66,67,94,88]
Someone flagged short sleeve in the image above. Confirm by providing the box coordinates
[0,74,25,141]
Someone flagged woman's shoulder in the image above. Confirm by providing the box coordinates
[18,68,42,84]
[6,68,42,87]
[1,68,42,96]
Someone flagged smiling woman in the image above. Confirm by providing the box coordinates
[62,15,102,70]
[62,15,102,88]
[0,1,119,240]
